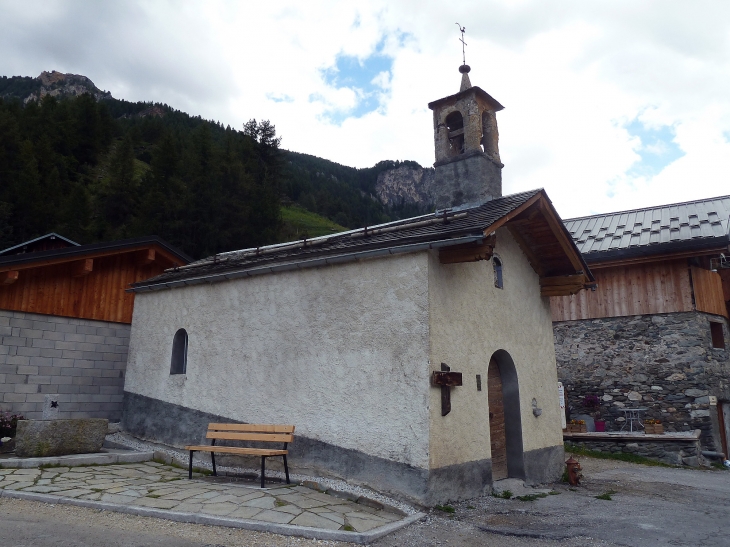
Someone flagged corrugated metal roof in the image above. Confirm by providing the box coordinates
[565,195,730,256]
[133,189,548,289]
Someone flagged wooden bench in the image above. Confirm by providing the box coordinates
[185,423,295,487]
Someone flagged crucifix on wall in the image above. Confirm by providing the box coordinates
[432,363,463,416]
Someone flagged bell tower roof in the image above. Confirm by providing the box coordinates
[427,83,504,112]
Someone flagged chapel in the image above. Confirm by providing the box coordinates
[121,64,593,504]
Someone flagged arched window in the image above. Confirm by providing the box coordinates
[445,111,465,157]
[170,329,188,375]
[493,256,503,289]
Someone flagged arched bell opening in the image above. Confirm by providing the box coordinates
[444,110,465,157]
[487,349,525,480]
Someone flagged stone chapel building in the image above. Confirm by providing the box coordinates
[121,65,593,505]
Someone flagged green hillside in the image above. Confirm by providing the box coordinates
[280,205,347,240]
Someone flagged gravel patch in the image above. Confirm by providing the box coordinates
[106,432,418,516]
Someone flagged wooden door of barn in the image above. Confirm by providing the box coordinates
[488,357,508,480]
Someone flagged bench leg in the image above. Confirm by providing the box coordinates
[188,451,194,479]
[283,454,290,484]
[211,452,217,476]
[261,456,266,488]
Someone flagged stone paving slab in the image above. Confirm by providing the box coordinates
[0,461,423,543]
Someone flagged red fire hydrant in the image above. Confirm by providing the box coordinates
[565,456,582,486]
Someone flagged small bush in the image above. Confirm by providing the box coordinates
[493,489,512,499]
[434,504,455,513]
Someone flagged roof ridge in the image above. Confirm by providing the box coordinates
[564,194,730,223]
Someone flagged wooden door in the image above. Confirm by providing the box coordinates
[488,358,508,480]
[719,402,730,458]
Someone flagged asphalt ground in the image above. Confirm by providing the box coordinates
[1,455,728,546]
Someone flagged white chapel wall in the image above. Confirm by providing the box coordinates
[125,253,432,470]
[427,227,564,469]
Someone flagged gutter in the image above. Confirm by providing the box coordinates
[581,235,730,264]
[129,235,484,293]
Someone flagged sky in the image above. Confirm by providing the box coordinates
[1,0,729,219]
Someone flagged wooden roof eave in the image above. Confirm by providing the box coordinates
[479,191,595,296]
[0,243,185,274]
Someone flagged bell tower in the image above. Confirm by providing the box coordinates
[427,62,504,210]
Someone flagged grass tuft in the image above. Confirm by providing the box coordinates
[515,493,548,502]
[564,443,675,467]
[595,490,617,501]
[434,504,455,514]
[493,489,512,499]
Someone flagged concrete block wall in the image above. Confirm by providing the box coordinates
[0,309,129,420]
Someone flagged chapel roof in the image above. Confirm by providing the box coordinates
[131,189,594,293]
[564,194,730,262]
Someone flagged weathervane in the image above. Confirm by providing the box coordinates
[456,23,467,65]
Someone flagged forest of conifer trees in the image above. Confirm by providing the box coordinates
[0,92,428,259]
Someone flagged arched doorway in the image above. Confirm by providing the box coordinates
[488,350,525,480]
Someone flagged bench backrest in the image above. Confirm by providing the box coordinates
[206,423,295,444]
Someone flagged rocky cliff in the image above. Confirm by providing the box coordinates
[28,71,112,103]
[0,70,112,104]
[374,165,435,210]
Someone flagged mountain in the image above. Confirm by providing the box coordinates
[0,71,112,104]
[0,71,434,258]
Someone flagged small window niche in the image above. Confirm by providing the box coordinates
[710,321,725,349]
[493,256,504,289]
[170,328,188,374]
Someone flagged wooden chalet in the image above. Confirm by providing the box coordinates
[0,234,190,324]
[552,197,730,321]
[0,234,189,421]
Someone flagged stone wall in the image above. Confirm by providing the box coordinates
[554,312,730,452]
[565,436,702,466]
[0,309,129,420]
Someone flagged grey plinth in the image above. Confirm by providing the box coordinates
[15,419,109,458]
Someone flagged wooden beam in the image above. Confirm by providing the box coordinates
[538,199,587,274]
[136,248,156,266]
[439,235,496,264]
[71,258,93,277]
[541,285,586,297]
[0,270,18,285]
[507,226,545,277]
[540,273,592,297]
[540,274,588,287]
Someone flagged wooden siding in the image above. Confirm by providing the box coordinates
[551,260,693,321]
[0,252,168,324]
[691,266,729,318]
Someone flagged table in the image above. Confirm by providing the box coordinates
[618,407,647,432]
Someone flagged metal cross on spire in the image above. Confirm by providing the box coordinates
[456,23,467,65]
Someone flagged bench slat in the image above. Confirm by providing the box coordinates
[185,445,287,456]
[208,423,295,433]
[205,431,293,443]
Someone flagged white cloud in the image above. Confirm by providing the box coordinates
[1,0,729,218]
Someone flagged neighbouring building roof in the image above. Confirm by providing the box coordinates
[0,235,192,269]
[0,232,79,256]
[564,195,730,262]
[131,189,594,293]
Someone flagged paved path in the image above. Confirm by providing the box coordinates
[0,461,408,542]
